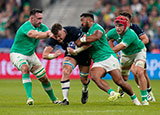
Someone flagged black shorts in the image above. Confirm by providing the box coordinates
[65,50,91,66]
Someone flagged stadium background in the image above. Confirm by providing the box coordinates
[0,0,160,80]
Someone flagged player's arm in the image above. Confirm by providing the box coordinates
[67,43,92,55]
[27,30,52,39]
[82,30,103,42]
[42,46,62,60]
[75,30,102,46]
[112,43,127,53]
[139,34,149,45]
[108,39,120,59]
[108,39,115,48]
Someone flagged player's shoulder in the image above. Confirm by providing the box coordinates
[17,21,32,32]
[125,28,138,38]
[130,23,142,31]
[93,23,103,29]
[130,23,144,35]
[107,28,116,35]
[20,21,31,28]
[64,26,79,31]
[40,23,48,27]
[126,28,135,34]
[64,26,81,35]
[92,23,105,33]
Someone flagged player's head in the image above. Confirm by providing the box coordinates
[114,16,127,35]
[119,11,132,26]
[80,13,94,32]
[29,8,43,27]
[51,23,66,43]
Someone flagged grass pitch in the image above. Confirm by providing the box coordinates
[0,79,160,115]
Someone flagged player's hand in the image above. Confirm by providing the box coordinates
[75,39,82,47]
[67,47,78,56]
[55,50,62,57]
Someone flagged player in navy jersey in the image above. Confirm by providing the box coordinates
[117,11,155,102]
[42,23,91,105]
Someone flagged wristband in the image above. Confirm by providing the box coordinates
[80,37,86,43]
[48,54,56,59]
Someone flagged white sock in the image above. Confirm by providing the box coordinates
[61,80,70,101]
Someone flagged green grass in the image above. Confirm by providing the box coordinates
[0,79,160,115]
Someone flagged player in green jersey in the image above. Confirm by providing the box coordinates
[117,11,155,102]
[10,9,60,105]
[107,16,149,105]
[67,13,141,105]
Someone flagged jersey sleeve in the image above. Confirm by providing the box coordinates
[121,34,135,47]
[22,24,34,36]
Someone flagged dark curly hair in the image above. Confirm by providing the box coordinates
[30,8,43,16]
[119,11,132,21]
[51,23,62,36]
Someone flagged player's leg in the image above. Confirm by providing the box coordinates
[79,65,90,104]
[30,53,59,104]
[132,63,156,102]
[10,53,33,105]
[134,48,149,105]
[134,60,148,105]
[91,67,120,101]
[91,58,120,102]
[144,69,156,102]
[109,69,141,105]
[117,53,133,97]
[60,56,77,105]
[130,64,139,85]
[107,55,141,105]
[131,61,155,102]
[131,63,150,89]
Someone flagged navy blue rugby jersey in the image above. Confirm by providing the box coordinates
[47,26,84,50]
[130,23,144,37]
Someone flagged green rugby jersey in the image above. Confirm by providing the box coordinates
[106,28,145,55]
[86,23,117,63]
[10,21,49,56]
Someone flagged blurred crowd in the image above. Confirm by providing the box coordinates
[91,0,160,53]
[0,0,31,39]
[1,0,160,53]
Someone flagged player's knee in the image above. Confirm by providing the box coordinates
[21,64,29,73]
[136,70,144,78]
